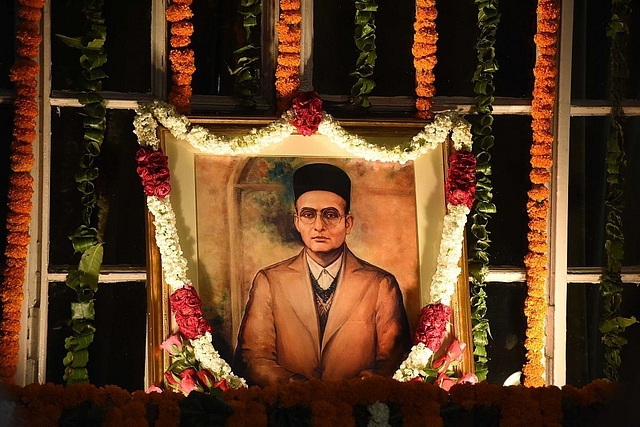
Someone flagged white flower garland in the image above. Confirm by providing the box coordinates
[133,100,473,387]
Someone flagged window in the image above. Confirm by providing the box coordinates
[11,0,640,389]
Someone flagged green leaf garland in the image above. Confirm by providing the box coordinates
[350,0,378,108]
[56,0,108,385]
[229,0,262,108]
[599,0,637,382]
[468,0,500,382]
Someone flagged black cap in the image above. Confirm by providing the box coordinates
[293,163,351,212]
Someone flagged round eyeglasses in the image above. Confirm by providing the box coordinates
[295,207,347,227]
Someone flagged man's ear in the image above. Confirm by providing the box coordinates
[345,214,354,234]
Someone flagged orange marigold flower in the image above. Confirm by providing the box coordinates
[7,222,30,233]
[170,35,191,48]
[5,244,28,260]
[524,252,548,269]
[414,55,437,71]
[6,211,31,226]
[538,19,559,33]
[537,2,560,20]
[528,218,547,232]
[531,107,553,120]
[534,32,557,47]
[527,230,547,245]
[412,42,438,57]
[276,24,301,44]
[413,27,438,44]
[171,0,193,4]
[16,84,38,98]
[415,97,434,112]
[17,44,39,59]
[416,110,434,120]
[14,98,38,119]
[531,155,553,169]
[530,141,551,156]
[415,83,435,98]
[169,48,195,68]
[281,10,302,25]
[18,5,43,21]
[10,59,39,81]
[531,118,552,132]
[165,4,193,22]
[416,70,436,84]
[527,198,550,217]
[279,43,301,53]
[168,93,191,115]
[530,168,551,184]
[415,6,438,21]
[416,0,436,7]
[528,185,549,201]
[171,21,194,37]
[13,127,36,143]
[11,153,35,173]
[277,53,300,67]
[16,29,43,47]
[10,141,34,155]
[7,186,34,202]
[280,0,301,11]
[538,46,557,57]
[17,19,39,33]
[7,232,31,247]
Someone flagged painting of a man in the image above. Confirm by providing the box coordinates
[234,163,411,386]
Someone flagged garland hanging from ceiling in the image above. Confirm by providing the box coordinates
[0,0,45,385]
[522,0,560,387]
[275,0,302,113]
[468,0,500,383]
[166,0,195,114]
[413,0,437,120]
[599,0,637,383]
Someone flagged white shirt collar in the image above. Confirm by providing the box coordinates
[305,251,343,281]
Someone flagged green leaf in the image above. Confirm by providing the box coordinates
[79,244,104,292]
[71,349,90,368]
[78,92,103,105]
[56,34,85,50]
[71,301,95,320]
[66,270,82,291]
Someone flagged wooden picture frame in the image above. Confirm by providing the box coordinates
[145,117,473,386]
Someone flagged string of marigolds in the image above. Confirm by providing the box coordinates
[468,0,500,383]
[229,0,262,108]
[166,0,196,114]
[0,0,45,385]
[275,0,301,113]
[55,0,109,385]
[413,0,437,120]
[350,0,378,108]
[523,0,560,387]
[599,0,637,383]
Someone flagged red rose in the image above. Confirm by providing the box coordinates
[170,284,203,316]
[135,146,171,198]
[175,313,201,339]
[414,302,451,351]
[292,91,323,136]
[154,182,172,198]
[445,151,476,209]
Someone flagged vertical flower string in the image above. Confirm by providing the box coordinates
[468,0,500,382]
[0,0,44,384]
[275,0,301,114]
[523,0,559,387]
[413,0,437,120]
[166,0,195,115]
[599,0,636,382]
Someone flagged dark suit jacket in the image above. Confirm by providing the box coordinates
[234,247,411,386]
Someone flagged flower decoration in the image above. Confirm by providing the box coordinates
[135,146,172,198]
[291,91,323,135]
[134,99,474,391]
[445,151,476,209]
[275,0,302,113]
[166,0,195,114]
[1,0,45,385]
[523,0,560,387]
[169,284,212,340]
[413,0,438,119]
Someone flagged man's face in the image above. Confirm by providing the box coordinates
[294,190,353,257]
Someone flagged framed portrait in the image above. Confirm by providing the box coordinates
[145,117,472,385]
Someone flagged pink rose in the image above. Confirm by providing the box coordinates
[213,378,229,391]
[145,384,163,394]
[436,372,457,392]
[160,334,183,355]
[459,373,478,385]
[178,368,203,395]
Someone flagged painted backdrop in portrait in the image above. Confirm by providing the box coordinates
[193,156,420,363]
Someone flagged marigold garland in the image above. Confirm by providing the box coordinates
[166,1,195,114]
[522,0,560,388]
[412,0,437,120]
[275,0,301,113]
[0,0,44,385]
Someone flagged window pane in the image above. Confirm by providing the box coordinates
[566,282,640,388]
[190,0,248,97]
[49,108,146,268]
[476,115,531,267]
[51,0,152,93]
[568,116,640,267]
[485,282,527,385]
[313,0,415,97]
[46,281,147,392]
[0,2,15,90]
[572,2,640,100]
